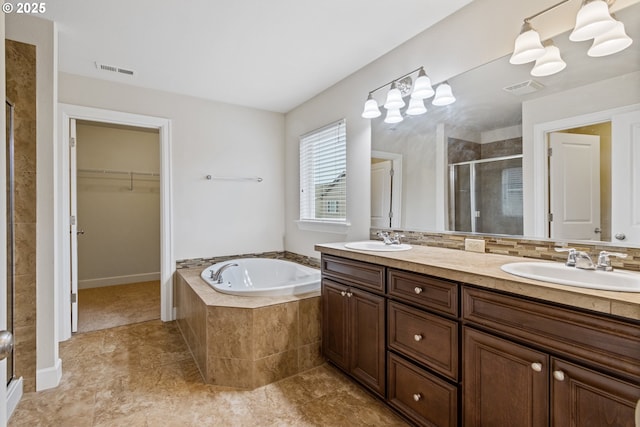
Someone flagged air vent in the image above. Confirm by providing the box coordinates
[503,79,544,96]
[95,62,135,77]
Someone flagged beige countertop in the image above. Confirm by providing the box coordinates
[315,242,640,321]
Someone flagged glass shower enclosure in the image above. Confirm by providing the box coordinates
[449,154,523,236]
[6,99,15,385]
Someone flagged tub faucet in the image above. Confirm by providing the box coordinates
[210,263,238,283]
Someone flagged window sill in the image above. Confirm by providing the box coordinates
[295,220,351,234]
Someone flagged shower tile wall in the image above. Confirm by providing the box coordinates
[6,40,37,391]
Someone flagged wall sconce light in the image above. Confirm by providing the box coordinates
[361,66,455,121]
[509,0,632,76]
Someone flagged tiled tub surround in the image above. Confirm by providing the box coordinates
[318,242,640,320]
[176,250,320,270]
[175,267,323,389]
[370,229,640,273]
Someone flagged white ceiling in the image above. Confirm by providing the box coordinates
[40,0,472,113]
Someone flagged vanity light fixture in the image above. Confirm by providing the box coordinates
[361,93,382,119]
[361,66,455,121]
[510,0,632,75]
[432,83,456,106]
[531,40,567,77]
[587,17,633,57]
[384,108,403,124]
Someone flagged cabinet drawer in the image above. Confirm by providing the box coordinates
[388,301,459,381]
[462,286,640,380]
[321,255,385,293]
[388,269,458,317]
[388,352,458,427]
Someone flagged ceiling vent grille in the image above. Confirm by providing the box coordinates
[95,62,135,77]
[503,79,544,96]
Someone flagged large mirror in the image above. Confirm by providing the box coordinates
[371,3,640,246]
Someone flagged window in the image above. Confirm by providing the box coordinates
[299,119,347,224]
[501,166,523,217]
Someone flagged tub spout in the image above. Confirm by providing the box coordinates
[210,263,239,283]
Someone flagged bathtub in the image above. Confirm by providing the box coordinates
[200,258,320,296]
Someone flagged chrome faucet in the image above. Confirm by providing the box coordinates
[555,248,578,267]
[377,231,405,245]
[596,251,628,271]
[210,263,238,283]
[574,251,595,270]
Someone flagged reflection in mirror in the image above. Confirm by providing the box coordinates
[371,3,639,245]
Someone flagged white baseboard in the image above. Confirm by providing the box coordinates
[78,272,160,289]
[7,377,23,420]
[36,358,62,391]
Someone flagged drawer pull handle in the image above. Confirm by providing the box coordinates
[340,291,346,297]
[553,370,565,381]
[414,334,423,342]
[531,362,543,372]
[346,292,353,298]
[414,287,423,294]
[413,393,422,402]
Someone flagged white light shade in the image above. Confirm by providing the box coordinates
[361,95,381,119]
[411,69,434,99]
[406,98,427,116]
[510,23,546,64]
[432,83,456,106]
[531,45,566,77]
[384,108,403,124]
[570,0,617,42]
[384,82,405,110]
[588,20,633,57]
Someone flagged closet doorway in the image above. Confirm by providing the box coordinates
[73,120,161,333]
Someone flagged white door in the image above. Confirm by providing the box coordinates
[549,132,601,240]
[69,119,79,333]
[611,109,640,244]
[371,160,392,228]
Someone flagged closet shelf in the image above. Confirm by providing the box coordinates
[78,168,160,191]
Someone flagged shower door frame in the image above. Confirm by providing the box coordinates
[449,154,523,234]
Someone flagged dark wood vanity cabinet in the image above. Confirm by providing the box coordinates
[462,286,640,427]
[321,253,639,427]
[321,256,386,396]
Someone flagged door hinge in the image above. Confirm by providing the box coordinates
[70,215,76,226]
[548,212,554,222]
[388,210,393,219]
[70,137,76,147]
[548,147,552,156]
[390,168,394,177]
[71,293,77,303]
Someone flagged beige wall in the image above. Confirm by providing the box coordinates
[58,74,286,262]
[76,122,160,288]
[283,0,639,258]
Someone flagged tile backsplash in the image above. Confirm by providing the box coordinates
[176,251,320,270]
[370,229,640,272]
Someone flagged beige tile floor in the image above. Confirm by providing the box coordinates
[77,281,160,333]
[9,320,408,426]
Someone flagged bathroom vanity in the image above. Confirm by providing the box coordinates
[316,243,640,427]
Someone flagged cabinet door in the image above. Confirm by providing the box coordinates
[464,327,549,427]
[322,279,349,371]
[350,287,386,396]
[552,358,640,427]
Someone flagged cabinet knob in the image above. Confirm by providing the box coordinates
[414,334,423,342]
[413,393,422,402]
[340,291,346,297]
[346,292,353,298]
[553,370,565,381]
[414,287,423,294]
[531,362,543,372]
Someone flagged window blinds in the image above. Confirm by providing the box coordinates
[299,119,347,221]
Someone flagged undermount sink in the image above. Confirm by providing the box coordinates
[344,241,412,252]
[501,262,640,292]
